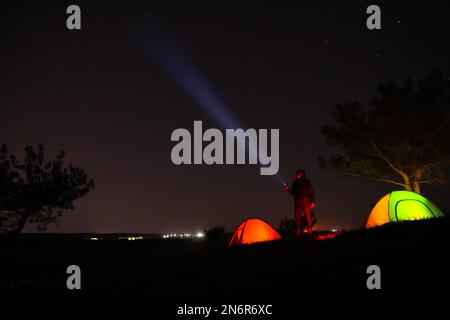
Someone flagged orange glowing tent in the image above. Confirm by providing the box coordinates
[229,218,282,246]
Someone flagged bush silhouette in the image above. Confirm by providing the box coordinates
[279,212,317,237]
[203,226,226,244]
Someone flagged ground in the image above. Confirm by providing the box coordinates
[1,217,448,301]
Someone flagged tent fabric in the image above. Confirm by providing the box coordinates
[366,191,444,228]
[366,194,390,228]
[229,218,282,246]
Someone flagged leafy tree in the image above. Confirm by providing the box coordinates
[319,71,450,194]
[0,144,95,235]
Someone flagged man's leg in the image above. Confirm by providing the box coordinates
[294,203,303,238]
[303,201,313,234]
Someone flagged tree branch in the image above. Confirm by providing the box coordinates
[342,170,407,187]
[369,141,402,174]
[416,178,447,184]
[366,137,411,186]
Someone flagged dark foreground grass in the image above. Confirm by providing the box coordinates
[1,217,448,300]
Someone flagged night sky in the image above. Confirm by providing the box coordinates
[2,1,450,233]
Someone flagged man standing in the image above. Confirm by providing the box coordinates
[283,169,315,237]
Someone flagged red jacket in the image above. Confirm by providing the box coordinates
[287,178,315,203]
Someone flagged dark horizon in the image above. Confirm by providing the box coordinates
[2,1,450,234]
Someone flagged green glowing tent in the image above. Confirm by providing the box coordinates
[366,190,445,228]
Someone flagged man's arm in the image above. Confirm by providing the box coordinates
[283,183,292,195]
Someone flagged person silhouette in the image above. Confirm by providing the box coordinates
[283,169,315,237]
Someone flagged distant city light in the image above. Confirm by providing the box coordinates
[118,236,143,241]
[161,231,205,239]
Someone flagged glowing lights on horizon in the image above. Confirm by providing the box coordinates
[85,233,206,239]
[87,236,145,240]
[118,236,144,241]
[162,232,205,239]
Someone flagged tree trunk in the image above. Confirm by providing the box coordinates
[10,213,29,235]
[401,172,412,191]
[413,168,422,194]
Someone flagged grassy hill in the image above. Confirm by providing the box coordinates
[1,217,448,300]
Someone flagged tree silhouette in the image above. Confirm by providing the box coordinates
[319,71,450,194]
[0,144,95,235]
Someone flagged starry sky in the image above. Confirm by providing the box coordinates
[1,1,450,233]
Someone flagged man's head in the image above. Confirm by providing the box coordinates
[295,169,305,180]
